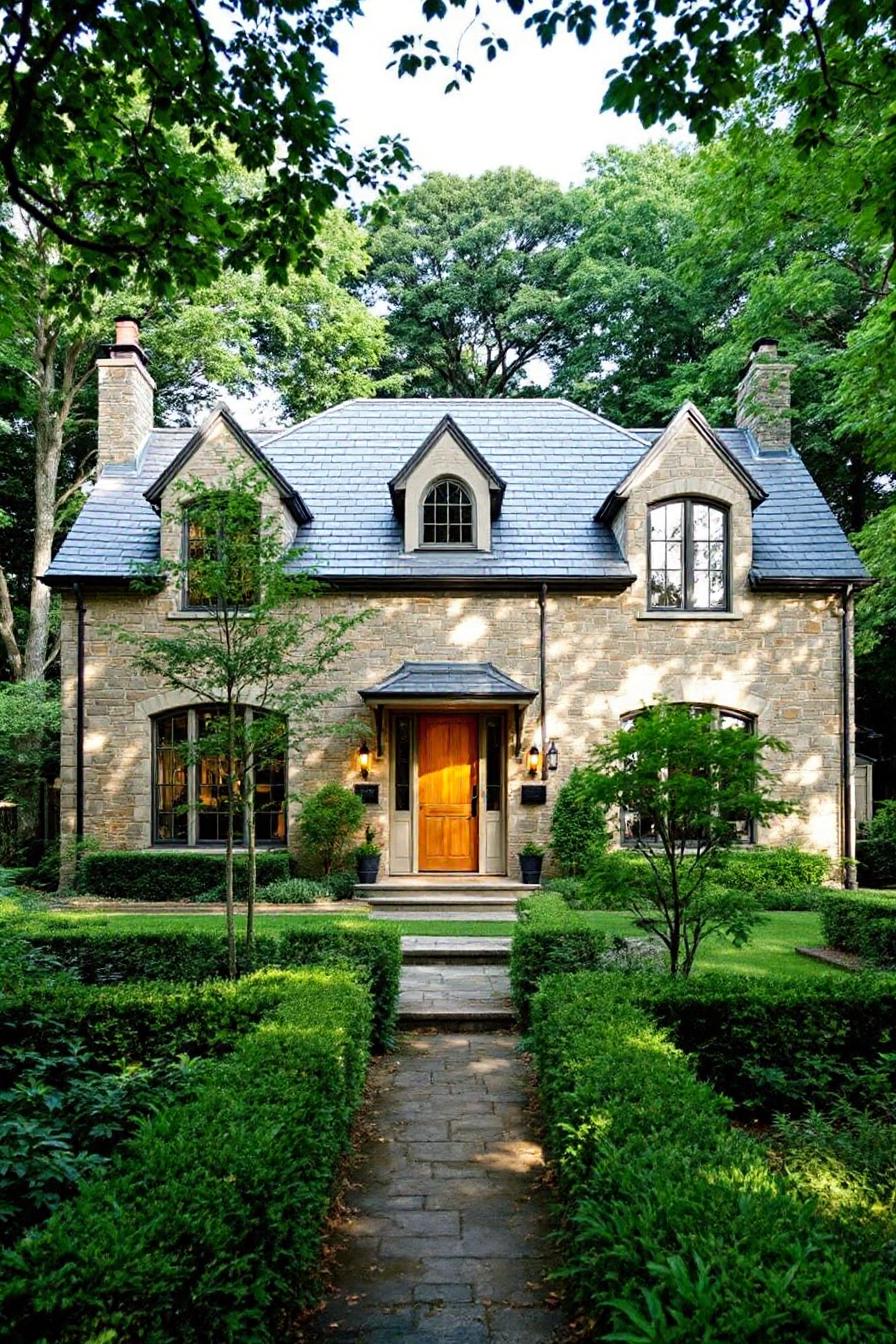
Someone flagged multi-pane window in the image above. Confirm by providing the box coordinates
[152,705,286,846]
[421,479,474,546]
[184,493,260,609]
[620,705,754,844]
[648,499,728,611]
[155,711,188,842]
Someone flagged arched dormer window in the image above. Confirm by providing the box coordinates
[648,498,729,611]
[153,705,286,846]
[420,478,475,547]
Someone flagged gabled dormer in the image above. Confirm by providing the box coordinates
[596,402,767,618]
[388,415,505,553]
[143,404,312,609]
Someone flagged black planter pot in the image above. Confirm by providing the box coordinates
[519,853,544,885]
[356,853,381,884]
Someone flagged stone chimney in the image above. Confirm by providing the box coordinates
[96,316,156,473]
[735,337,794,454]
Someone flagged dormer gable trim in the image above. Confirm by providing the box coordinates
[595,401,767,523]
[388,414,506,523]
[143,403,313,526]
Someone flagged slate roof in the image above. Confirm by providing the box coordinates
[360,661,537,702]
[46,398,870,588]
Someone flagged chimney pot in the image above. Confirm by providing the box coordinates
[113,315,141,349]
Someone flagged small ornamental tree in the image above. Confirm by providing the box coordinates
[587,702,796,975]
[549,766,610,876]
[119,465,366,974]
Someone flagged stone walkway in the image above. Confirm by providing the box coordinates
[399,965,513,1019]
[310,1032,560,1343]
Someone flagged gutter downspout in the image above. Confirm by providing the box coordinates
[539,583,548,781]
[73,584,85,845]
[842,583,856,888]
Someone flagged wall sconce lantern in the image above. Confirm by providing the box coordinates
[358,741,371,779]
[546,739,559,772]
[527,744,540,778]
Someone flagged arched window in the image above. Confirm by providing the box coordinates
[421,478,474,546]
[648,498,729,611]
[620,704,755,844]
[153,705,286,846]
[183,491,260,609]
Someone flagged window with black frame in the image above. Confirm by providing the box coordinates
[152,705,286,846]
[648,499,729,611]
[421,479,474,546]
[620,705,755,844]
[184,492,260,609]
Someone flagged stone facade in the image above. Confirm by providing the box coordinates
[58,408,850,872]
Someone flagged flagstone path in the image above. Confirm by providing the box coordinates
[311,1029,562,1343]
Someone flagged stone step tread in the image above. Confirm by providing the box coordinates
[374,911,517,923]
[357,879,536,891]
[401,936,512,952]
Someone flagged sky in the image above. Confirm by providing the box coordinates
[322,0,660,188]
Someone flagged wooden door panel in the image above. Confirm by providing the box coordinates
[418,714,478,871]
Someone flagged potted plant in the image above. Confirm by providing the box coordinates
[354,825,381,884]
[518,841,545,885]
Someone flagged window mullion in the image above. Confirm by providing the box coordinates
[188,708,197,846]
[685,500,694,609]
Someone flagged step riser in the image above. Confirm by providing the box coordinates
[398,1013,515,1031]
[402,951,510,965]
[360,898,519,909]
[372,910,517,921]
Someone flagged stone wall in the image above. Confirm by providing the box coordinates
[59,581,847,871]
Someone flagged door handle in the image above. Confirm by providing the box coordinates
[471,785,478,818]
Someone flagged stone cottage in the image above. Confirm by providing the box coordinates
[46,322,870,883]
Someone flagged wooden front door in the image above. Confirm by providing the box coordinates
[418,714,479,872]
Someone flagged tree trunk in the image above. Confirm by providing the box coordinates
[225,701,237,980]
[245,751,257,963]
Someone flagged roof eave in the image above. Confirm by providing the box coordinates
[749,571,875,592]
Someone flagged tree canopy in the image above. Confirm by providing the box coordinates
[364,168,586,396]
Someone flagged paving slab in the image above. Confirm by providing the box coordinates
[305,1032,562,1342]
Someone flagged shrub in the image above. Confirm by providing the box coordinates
[1,970,373,1343]
[510,893,608,1021]
[632,971,896,1114]
[75,849,290,902]
[319,869,358,901]
[16,917,400,1052]
[298,783,365,875]
[857,799,896,887]
[252,877,331,904]
[581,848,654,909]
[712,846,829,909]
[820,889,896,967]
[549,766,609,875]
[528,971,896,1341]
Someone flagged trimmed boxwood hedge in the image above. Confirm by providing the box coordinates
[632,971,896,1114]
[0,969,372,1344]
[75,849,291,902]
[510,892,608,1023]
[530,971,896,1342]
[820,889,896,967]
[18,917,401,1051]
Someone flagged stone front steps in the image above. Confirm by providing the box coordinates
[401,935,511,964]
[355,877,536,922]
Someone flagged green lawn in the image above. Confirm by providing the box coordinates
[50,907,839,976]
[576,909,837,978]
